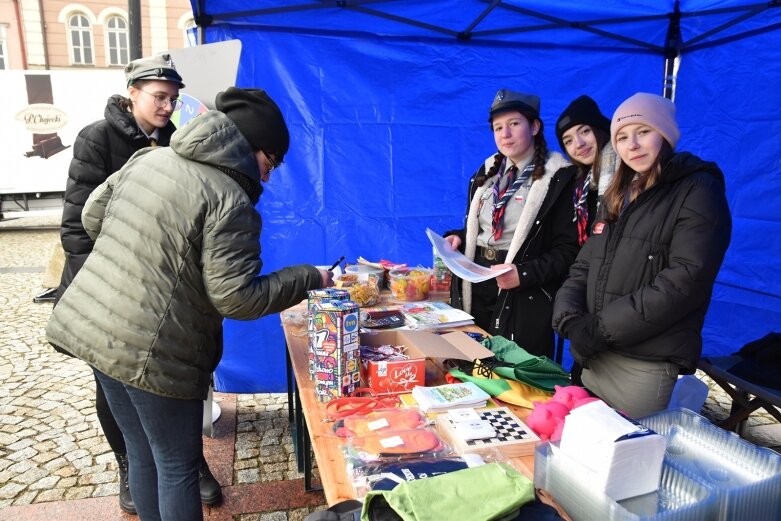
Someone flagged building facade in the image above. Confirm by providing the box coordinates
[0,0,195,70]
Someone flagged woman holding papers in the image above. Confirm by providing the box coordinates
[444,88,578,359]
[553,93,732,417]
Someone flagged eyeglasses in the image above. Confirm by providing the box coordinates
[139,89,182,110]
[263,150,279,172]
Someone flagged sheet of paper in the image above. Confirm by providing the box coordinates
[426,228,511,283]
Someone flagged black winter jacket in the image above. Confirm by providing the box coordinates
[448,152,578,358]
[552,152,732,373]
[56,95,176,302]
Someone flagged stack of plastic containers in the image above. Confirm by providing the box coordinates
[534,443,716,520]
[534,407,781,521]
[640,408,781,521]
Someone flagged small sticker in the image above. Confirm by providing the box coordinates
[368,418,390,431]
[380,435,404,448]
[593,222,605,234]
[448,408,481,422]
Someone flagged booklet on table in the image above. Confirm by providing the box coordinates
[411,382,490,413]
[400,301,474,330]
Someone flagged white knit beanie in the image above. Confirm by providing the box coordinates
[610,93,680,150]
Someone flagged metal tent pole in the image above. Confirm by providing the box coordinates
[663,1,682,101]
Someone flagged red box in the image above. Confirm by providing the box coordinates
[361,357,426,395]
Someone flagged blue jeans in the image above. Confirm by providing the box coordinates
[93,369,203,521]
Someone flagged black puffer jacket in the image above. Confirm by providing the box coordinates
[46,111,322,399]
[552,152,732,373]
[56,95,176,302]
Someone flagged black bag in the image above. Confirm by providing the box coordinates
[305,500,363,521]
[729,332,781,389]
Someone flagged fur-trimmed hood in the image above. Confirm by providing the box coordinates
[462,151,570,313]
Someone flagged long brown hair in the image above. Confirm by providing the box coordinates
[572,127,609,187]
[478,111,548,188]
[603,140,673,223]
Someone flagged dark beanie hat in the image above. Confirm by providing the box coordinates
[555,95,610,153]
[215,87,290,160]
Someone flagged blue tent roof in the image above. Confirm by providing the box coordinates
[189,0,781,393]
[193,1,780,50]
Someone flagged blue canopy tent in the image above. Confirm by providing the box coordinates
[188,1,781,393]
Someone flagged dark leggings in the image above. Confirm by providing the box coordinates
[95,373,127,455]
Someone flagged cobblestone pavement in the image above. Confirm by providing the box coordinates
[0,213,778,518]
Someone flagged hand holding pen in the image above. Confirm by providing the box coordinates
[328,256,345,272]
[319,256,344,288]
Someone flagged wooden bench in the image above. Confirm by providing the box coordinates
[698,355,781,436]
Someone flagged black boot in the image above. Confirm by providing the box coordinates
[115,452,137,515]
[199,456,222,506]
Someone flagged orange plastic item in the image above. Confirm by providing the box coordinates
[324,388,400,421]
[349,428,443,458]
[335,408,427,437]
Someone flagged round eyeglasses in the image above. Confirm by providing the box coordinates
[139,89,182,110]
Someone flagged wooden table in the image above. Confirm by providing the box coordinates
[280,299,537,506]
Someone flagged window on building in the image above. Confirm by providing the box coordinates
[106,16,128,65]
[184,19,197,47]
[69,14,93,64]
[0,25,7,70]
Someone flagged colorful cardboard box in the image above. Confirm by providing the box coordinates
[306,288,350,380]
[309,299,361,403]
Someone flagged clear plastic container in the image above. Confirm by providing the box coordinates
[639,408,781,521]
[534,442,717,521]
[431,248,452,293]
[345,263,386,287]
[334,273,380,307]
[388,267,432,301]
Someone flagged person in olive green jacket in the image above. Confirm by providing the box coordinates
[47,87,332,521]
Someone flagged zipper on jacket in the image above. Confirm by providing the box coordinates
[493,198,547,332]
[490,166,566,333]
[494,291,509,330]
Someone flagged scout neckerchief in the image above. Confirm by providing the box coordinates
[573,170,591,245]
[492,161,534,241]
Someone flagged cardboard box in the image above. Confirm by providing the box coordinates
[310,300,361,403]
[306,289,351,380]
[360,330,493,395]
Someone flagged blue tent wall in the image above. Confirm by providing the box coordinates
[196,2,781,393]
[675,26,781,356]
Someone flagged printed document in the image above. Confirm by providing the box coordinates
[426,228,511,283]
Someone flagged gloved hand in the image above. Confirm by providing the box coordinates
[561,313,609,365]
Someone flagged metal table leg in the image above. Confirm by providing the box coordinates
[302,413,322,492]
[293,378,305,473]
[286,345,294,423]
